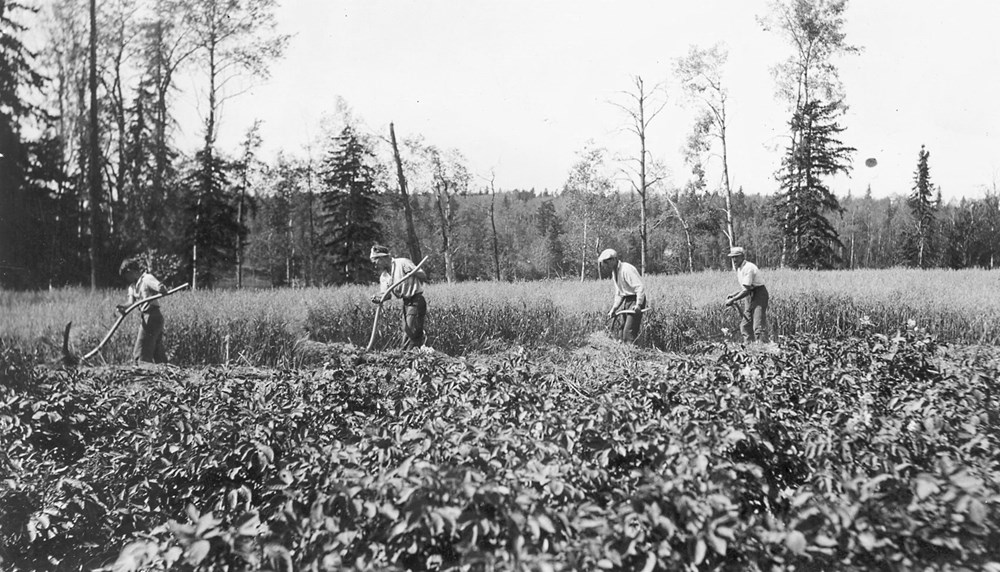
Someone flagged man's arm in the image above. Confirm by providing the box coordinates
[725,285,754,305]
[143,273,168,295]
[372,272,392,303]
[118,285,138,315]
[608,294,624,317]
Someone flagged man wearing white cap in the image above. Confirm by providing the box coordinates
[370,245,428,349]
[724,246,769,344]
[597,248,646,343]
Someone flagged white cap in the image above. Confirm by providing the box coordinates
[727,246,746,257]
[597,248,618,262]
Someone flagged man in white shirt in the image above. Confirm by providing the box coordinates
[724,246,770,344]
[118,258,170,364]
[370,245,428,349]
[598,248,646,344]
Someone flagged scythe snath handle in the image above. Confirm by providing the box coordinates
[726,300,749,323]
[365,257,429,352]
[80,283,189,362]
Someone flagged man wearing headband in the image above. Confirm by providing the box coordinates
[370,245,429,349]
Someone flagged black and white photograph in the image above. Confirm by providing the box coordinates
[2,0,1000,569]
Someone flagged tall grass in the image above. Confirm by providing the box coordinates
[3,268,998,366]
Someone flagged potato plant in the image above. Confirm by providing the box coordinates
[2,323,1000,571]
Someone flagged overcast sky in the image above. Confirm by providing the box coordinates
[178,0,999,202]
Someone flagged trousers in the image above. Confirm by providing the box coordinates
[741,286,769,343]
[618,295,644,344]
[402,294,426,349]
[134,307,168,363]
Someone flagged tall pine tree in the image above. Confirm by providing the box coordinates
[183,148,245,288]
[772,99,854,269]
[320,125,382,284]
[0,1,47,287]
[903,144,938,268]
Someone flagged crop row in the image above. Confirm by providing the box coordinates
[5,275,1000,365]
[2,324,1000,570]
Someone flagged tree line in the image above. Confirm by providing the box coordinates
[2,0,998,290]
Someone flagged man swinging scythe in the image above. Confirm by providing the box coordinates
[368,245,429,351]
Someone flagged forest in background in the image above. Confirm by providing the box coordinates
[2,0,999,291]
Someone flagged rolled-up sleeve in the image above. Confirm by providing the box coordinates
[142,274,166,294]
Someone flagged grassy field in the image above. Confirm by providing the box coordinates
[2,268,999,365]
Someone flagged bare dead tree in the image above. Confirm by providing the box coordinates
[390,122,422,262]
[611,75,667,274]
[487,171,501,281]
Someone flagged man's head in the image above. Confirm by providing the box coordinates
[727,246,746,264]
[119,257,144,281]
[370,245,392,272]
[597,248,619,274]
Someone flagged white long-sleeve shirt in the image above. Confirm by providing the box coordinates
[379,257,423,300]
[612,261,645,306]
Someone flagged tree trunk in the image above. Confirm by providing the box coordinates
[193,9,219,291]
[88,0,101,290]
[111,22,127,241]
[639,100,648,275]
[721,127,735,247]
[721,125,737,271]
[390,123,422,263]
[665,193,694,272]
[434,183,455,283]
[287,203,294,284]
[489,180,501,281]
[306,155,316,285]
[579,215,588,282]
[236,184,245,288]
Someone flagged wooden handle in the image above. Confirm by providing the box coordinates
[366,257,429,351]
[81,283,189,362]
[379,256,429,303]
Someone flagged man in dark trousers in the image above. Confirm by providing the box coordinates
[370,245,429,349]
[118,258,170,364]
[598,248,646,344]
[724,246,770,344]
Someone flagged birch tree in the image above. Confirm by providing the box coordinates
[562,144,615,280]
[674,43,737,251]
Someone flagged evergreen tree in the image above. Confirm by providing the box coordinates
[772,99,854,269]
[903,145,938,267]
[0,1,51,288]
[320,125,382,284]
[534,200,565,277]
[182,148,245,288]
[536,199,556,236]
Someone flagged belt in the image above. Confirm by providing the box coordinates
[403,293,424,304]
